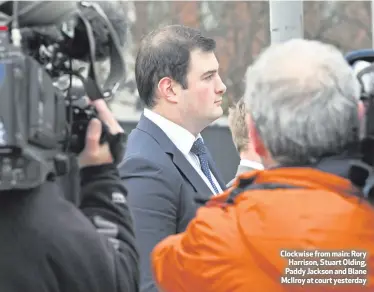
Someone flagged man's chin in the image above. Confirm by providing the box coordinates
[210,108,224,122]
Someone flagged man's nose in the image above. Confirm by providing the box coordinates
[216,75,227,95]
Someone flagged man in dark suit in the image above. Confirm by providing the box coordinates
[227,98,264,187]
[118,25,227,292]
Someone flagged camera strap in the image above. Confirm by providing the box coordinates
[76,2,125,102]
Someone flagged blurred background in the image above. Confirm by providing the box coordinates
[107,1,373,183]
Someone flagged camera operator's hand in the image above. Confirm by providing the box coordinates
[78,99,124,168]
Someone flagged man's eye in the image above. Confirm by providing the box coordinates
[205,75,214,80]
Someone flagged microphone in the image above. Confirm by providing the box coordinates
[63,1,128,61]
[0,1,127,61]
[0,1,78,27]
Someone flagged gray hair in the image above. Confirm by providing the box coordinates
[243,39,362,165]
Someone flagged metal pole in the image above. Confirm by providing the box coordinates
[269,0,304,44]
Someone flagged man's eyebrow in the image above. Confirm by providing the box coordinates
[201,69,217,78]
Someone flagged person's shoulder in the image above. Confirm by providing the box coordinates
[126,126,156,148]
[119,152,181,189]
[178,192,241,256]
[125,124,163,155]
[120,131,175,176]
[12,184,103,250]
[37,195,117,290]
[37,186,98,234]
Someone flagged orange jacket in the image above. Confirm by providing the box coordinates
[152,167,374,292]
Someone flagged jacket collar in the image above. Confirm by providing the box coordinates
[233,154,364,196]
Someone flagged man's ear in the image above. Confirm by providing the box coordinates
[158,77,179,104]
[358,100,365,121]
[246,113,266,157]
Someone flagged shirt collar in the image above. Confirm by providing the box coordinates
[240,159,264,170]
[144,108,201,155]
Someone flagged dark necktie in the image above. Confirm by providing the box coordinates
[190,138,219,194]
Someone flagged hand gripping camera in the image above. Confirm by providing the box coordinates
[0,1,127,191]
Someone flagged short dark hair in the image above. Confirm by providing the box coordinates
[135,25,216,108]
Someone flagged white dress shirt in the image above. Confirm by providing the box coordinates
[144,109,222,195]
[240,159,264,170]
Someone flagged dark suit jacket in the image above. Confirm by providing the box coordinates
[226,164,256,188]
[118,115,226,292]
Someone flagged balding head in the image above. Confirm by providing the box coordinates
[243,39,362,165]
[135,25,216,108]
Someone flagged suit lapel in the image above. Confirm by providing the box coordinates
[172,150,214,198]
[137,115,214,199]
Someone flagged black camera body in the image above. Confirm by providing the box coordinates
[0,1,127,191]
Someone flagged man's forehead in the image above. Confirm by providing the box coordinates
[189,49,219,73]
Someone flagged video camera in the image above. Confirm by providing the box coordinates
[0,1,127,191]
[346,49,374,200]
